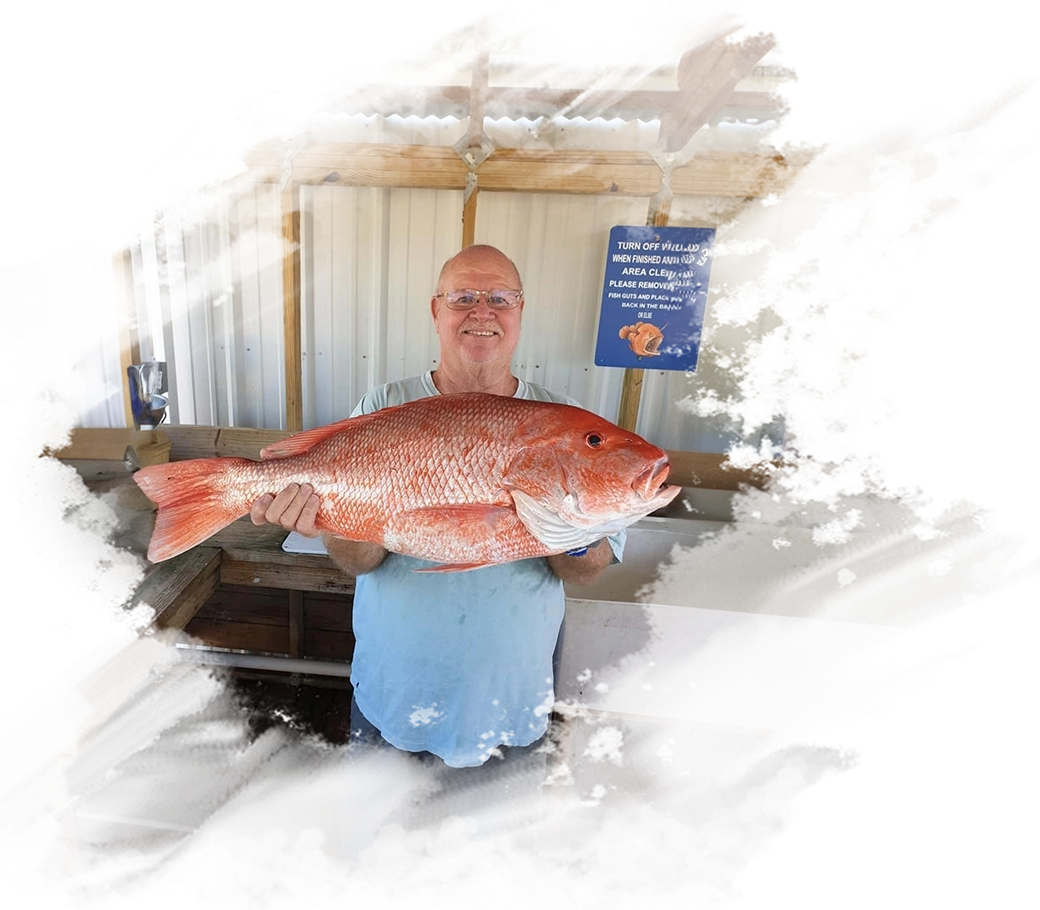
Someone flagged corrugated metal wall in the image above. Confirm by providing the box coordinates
[129,184,287,429]
[108,118,784,454]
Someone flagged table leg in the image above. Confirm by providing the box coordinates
[536,707,578,894]
[19,769,85,910]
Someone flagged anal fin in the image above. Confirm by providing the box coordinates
[414,562,492,574]
[383,503,522,568]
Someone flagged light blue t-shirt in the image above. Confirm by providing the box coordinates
[348,372,624,767]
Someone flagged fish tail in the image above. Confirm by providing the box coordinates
[134,457,255,562]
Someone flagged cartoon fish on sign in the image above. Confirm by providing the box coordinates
[619,321,664,357]
[134,393,680,571]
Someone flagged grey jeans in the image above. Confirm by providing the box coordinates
[341,703,553,906]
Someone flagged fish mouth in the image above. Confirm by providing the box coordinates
[632,457,679,503]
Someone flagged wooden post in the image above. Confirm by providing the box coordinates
[617,183,673,431]
[288,589,303,658]
[461,24,489,248]
[536,711,578,890]
[112,249,139,428]
[19,769,85,910]
[281,181,303,432]
[462,174,478,248]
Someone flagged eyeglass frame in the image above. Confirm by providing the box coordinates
[432,288,524,310]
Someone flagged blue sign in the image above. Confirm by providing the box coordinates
[594,225,715,372]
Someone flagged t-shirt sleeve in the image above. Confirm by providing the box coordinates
[350,387,388,417]
[605,528,626,563]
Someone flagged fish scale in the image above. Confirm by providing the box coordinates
[135,393,680,569]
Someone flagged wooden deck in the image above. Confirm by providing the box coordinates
[2,665,1040,906]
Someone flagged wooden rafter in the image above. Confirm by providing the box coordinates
[659,32,777,153]
[112,250,138,427]
[470,8,492,148]
[856,74,1040,162]
[461,26,490,247]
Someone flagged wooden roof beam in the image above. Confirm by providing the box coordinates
[659,32,777,153]
[852,74,1040,162]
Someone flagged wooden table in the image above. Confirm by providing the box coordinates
[1,484,357,910]
[536,509,1040,906]
[8,490,1040,910]
[0,549,219,910]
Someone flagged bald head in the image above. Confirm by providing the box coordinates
[436,245,523,294]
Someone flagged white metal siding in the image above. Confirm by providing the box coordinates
[125,184,287,430]
[301,185,465,427]
[110,134,780,453]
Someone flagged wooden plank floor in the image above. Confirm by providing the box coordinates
[2,665,1040,906]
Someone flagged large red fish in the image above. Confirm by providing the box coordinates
[134,393,680,570]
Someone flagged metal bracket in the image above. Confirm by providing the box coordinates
[262,125,305,193]
[644,137,694,208]
[455,131,495,204]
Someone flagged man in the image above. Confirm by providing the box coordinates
[250,244,619,766]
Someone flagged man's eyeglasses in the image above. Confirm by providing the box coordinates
[434,289,523,310]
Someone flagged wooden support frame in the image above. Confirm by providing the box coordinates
[1,549,221,910]
[4,137,1035,208]
[617,149,677,431]
[12,424,1035,509]
[466,22,490,150]
[281,180,303,432]
[459,9,495,249]
[288,589,304,657]
[112,249,139,428]
[660,32,777,152]
[8,424,168,461]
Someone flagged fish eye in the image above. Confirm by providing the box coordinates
[585,433,603,448]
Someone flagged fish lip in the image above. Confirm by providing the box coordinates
[633,457,674,501]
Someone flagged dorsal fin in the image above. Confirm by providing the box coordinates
[259,412,383,460]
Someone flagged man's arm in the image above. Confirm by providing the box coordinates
[545,537,614,586]
[322,535,388,575]
[249,483,388,575]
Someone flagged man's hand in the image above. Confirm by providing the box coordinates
[250,482,321,536]
[249,483,388,575]
[546,537,613,586]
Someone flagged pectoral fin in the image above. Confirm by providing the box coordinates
[508,489,605,553]
[383,504,519,569]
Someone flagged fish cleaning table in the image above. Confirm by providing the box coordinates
[536,490,1040,902]
[4,486,1035,906]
